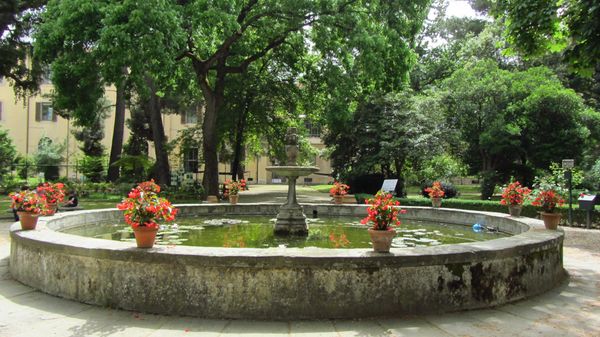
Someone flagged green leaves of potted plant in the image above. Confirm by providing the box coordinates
[10,190,48,230]
[532,188,564,230]
[117,180,178,248]
[224,179,246,204]
[329,181,350,204]
[499,181,531,217]
[425,181,445,208]
[360,191,405,253]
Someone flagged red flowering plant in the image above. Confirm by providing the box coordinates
[10,190,48,214]
[425,181,445,198]
[116,180,178,229]
[360,191,406,231]
[37,182,66,204]
[223,179,246,197]
[329,181,350,196]
[499,181,531,206]
[532,188,564,213]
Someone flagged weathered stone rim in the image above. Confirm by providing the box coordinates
[9,204,565,319]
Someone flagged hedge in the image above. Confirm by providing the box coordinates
[355,194,600,228]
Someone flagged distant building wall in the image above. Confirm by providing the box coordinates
[0,79,331,184]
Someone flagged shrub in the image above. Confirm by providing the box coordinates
[33,137,64,181]
[79,155,105,182]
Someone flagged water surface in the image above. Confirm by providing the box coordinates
[62,216,508,249]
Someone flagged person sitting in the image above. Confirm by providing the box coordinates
[63,191,78,208]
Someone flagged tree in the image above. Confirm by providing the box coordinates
[35,0,185,185]
[0,127,18,178]
[0,0,45,95]
[328,92,442,196]
[442,60,594,198]
[32,137,64,181]
[172,0,431,195]
[492,0,600,75]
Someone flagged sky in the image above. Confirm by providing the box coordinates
[446,0,482,18]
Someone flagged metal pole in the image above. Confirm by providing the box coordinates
[568,169,573,226]
[66,117,70,179]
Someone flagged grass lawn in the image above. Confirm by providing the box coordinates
[310,184,333,193]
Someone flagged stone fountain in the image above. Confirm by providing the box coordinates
[266,127,319,235]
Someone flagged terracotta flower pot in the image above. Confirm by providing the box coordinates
[508,205,522,217]
[540,212,561,230]
[368,228,396,253]
[229,194,239,205]
[333,195,343,205]
[18,212,39,230]
[431,197,442,208]
[133,226,159,248]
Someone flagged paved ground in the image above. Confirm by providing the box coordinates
[1,185,599,336]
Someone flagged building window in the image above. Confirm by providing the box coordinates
[183,147,199,173]
[35,102,57,122]
[304,121,321,137]
[181,106,198,124]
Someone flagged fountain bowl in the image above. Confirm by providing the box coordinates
[9,204,565,320]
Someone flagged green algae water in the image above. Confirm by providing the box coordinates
[62,216,509,249]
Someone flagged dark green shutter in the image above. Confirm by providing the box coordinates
[35,103,41,121]
[52,106,57,122]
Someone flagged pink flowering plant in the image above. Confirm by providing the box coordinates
[500,181,531,206]
[329,181,350,196]
[223,179,246,197]
[532,188,564,213]
[425,181,445,198]
[10,190,47,214]
[37,182,66,204]
[116,180,178,229]
[360,191,406,230]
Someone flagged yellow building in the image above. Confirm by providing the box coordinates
[0,78,332,184]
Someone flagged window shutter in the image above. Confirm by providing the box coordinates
[52,106,57,122]
[35,103,41,121]
[181,112,186,124]
[0,101,3,120]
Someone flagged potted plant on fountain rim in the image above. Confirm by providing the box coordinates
[425,181,445,208]
[224,179,246,204]
[329,181,350,204]
[499,180,531,217]
[37,182,66,216]
[532,187,564,230]
[361,191,406,253]
[10,190,48,230]
[117,180,178,248]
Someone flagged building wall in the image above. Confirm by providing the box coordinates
[0,79,331,184]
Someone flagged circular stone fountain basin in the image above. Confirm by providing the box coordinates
[62,216,509,248]
[9,204,565,320]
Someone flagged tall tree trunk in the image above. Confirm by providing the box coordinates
[146,77,171,186]
[107,80,125,182]
[231,99,249,181]
[201,91,221,196]
[198,62,225,197]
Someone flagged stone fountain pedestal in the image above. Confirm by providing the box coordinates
[266,166,319,235]
[266,127,319,235]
